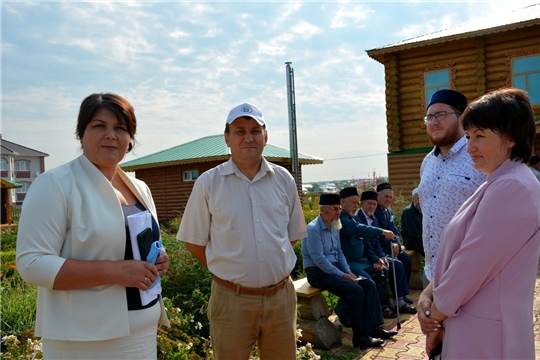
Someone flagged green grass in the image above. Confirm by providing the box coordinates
[1,275,37,336]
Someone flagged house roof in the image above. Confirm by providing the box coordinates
[1,178,23,188]
[120,134,324,171]
[0,134,49,157]
[367,3,540,62]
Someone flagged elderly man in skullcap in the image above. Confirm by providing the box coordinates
[302,193,397,348]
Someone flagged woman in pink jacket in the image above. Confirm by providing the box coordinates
[419,88,540,359]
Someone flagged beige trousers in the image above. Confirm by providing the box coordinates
[208,278,297,360]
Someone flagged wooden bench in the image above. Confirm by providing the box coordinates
[293,277,341,350]
[404,249,424,289]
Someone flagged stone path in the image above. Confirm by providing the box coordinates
[313,263,540,359]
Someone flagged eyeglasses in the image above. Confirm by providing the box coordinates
[423,111,456,124]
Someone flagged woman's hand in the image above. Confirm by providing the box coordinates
[418,283,442,334]
[118,260,159,291]
[426,327,444,357]
[155,251,169,276]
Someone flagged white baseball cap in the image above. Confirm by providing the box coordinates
[226,103,265,126]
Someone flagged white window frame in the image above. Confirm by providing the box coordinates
[15,160,30,171]
[511,54,540,105]
[0,158,8,171]
[182,170,199,182]
[425,69,451,108]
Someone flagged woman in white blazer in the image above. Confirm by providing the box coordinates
[16,93,170,359]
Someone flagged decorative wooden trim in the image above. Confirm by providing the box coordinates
[505,47,539,87]
[386,53,401,152]
[475,38,486,95]
[419,62,456,116]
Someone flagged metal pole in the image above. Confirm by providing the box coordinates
[285,62,301,197]
[390,247,401,330]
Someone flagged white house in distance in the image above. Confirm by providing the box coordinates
[1,134,48,207]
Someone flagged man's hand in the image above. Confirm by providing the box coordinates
[373,259,385,271]
[382,230,395,241]
[392,243,400,256]
[343,272,358,283]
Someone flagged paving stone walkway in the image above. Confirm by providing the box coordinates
[313,263,540,359]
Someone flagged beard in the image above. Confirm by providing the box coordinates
[331,219,342,230]
[347,209,358,217]
[364,210,374,216]
[414,202,422,212]
[427,120,462,148]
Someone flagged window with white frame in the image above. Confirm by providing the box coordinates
[425,69,451,107]
[0,158,7,171]
[512,54,540,105]
[15,160,30,171]
[182,170,199,182]
[15,182,30,193]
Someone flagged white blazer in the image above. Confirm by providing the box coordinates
[16,155,169,341]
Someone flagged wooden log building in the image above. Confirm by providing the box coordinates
[366,4,540,194]
[1,178,22,225]
[120,134,323,221]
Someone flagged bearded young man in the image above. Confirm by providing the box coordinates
[417,90,485,285]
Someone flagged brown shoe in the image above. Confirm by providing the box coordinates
[382,305,397,318]
[399,303,417,314]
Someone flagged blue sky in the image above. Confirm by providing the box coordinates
[2,1,536,183]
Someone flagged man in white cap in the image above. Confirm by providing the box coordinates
[417,89,485,285]
[177,103,307,359]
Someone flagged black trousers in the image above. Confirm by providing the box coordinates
[306,267,383,336]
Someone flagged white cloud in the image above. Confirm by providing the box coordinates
[170,29,189,38]
[291,21,322,39]
[330,4,373,29]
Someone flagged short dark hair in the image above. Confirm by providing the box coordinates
[76,93,137,152]
[461,88,535,163]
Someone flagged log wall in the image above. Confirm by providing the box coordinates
[380,24,540,192]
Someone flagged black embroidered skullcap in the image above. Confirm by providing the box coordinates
[319,193,340,205]
[339,187,359,199]
[360,190,378,202]
[427,89,468,112]
[376,183,392,192]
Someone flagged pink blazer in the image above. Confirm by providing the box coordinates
[433,160,540,359]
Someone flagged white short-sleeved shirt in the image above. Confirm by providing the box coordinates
[177,157,307,288]
[418,136,485,280]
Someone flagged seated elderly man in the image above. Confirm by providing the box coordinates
[338,187,396,279]
[338,186,402,318]
[374,183,413,288]
[358,190,417,315]
[401,188,425,257]
[302,193,397,348]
